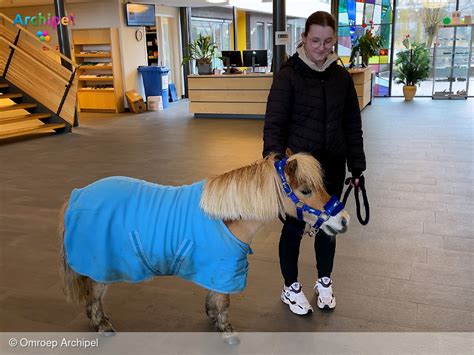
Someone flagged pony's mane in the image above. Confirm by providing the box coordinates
[200,153,324,221]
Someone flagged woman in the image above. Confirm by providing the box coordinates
[263,11,366,315]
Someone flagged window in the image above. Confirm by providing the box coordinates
[338,0,394,97]
[286,18,305,56]
[190,17,232,70]
[256,22,265,49]
[266,24,273,64]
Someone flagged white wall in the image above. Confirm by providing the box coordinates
[155,5,183,98]
[116,0,148,100]
[1,0,183,104]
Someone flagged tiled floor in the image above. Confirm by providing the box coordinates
[0,98,472,333]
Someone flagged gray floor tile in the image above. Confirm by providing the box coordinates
[1,98,473,333]
[426,248,474,268]
[416,304,474,332]
[424,221,473,239]
[411,262,474,289]
[389,279,473,311]
[443,236,474,253]
[336,237,427,264]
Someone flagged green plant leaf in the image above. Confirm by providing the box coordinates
[393,40,430,86]
[182,33,219,66]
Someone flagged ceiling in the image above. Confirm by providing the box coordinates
[0,0,215,8]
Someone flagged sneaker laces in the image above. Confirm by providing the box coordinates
[318,277,332,288]
[284,282,311,307]
[315,277,334,298]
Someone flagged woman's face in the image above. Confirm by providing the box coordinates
[302,24,335,64]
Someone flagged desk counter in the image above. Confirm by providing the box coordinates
[188,73,273,118]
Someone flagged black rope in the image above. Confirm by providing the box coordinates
[342,175,370,225]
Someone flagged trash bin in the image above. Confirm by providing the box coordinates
[138,66,170,109]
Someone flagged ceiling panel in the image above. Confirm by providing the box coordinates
[0,0,215,8]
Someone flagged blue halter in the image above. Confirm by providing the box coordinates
[274,157,345,230]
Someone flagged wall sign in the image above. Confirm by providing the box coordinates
[275,31,290,46]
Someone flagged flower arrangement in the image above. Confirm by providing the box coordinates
[350,21,384,67]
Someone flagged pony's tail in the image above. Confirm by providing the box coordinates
[59,200,92,304]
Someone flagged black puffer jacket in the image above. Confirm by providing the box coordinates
[263,54,366,188]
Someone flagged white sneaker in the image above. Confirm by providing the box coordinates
[314,277,336,309]
[280,282,313,315]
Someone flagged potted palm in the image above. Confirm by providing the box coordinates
[183,34,218,75]
[394,36,430,101]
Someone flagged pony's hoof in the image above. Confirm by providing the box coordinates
[98,328,116,337]
[222,332,240,345]
[98,321,116,336]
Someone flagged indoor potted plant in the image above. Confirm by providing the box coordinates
[393,36,430,101]
[183,34,218,75]
[349,21,383,67]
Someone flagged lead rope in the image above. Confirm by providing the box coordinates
[342,175,370,225]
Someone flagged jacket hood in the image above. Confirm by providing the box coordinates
[296,46,339,72]
[282,48,339,73]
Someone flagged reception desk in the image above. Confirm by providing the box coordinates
[188,69,371,118]
[188,73,273,118]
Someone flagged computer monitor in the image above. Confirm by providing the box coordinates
[221,50,243,68]
[243,50,268,67]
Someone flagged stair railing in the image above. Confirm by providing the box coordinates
[0,13,78,126]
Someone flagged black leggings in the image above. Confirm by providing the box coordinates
[279,216,336,286]
[279,158,345,286]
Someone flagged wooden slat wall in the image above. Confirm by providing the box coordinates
[72,28,111,44]
[348,68,372,110]
[189,102,267,115]
[188,74,273,116]
[59,79,78,125]
[15,33,71,81]
[188,90,269,103]
[110,28,124,113]
[188,76,273,90]
[0,20,77,125]
[3,43,75,124]
[0,40,8,74]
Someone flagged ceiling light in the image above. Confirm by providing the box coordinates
[206,0,229,3]
[421,0,448,9]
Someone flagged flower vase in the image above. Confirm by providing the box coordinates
[361,54,369,67]
[403,85,417,101]
[197,63,212,75]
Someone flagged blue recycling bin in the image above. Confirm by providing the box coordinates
[138,66,170,109]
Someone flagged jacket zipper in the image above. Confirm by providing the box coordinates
[321,78,327,151]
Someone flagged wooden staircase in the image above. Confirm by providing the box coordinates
[0,81,67,141]
[0,13,78,143]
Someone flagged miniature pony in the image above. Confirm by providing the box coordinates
[59,153,349,344]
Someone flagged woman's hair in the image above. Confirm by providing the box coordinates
[304,11,336,35]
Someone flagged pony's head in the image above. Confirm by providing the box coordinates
[277,153,349,236]
[200,152,349,236]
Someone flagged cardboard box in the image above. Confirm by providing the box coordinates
[125,90,146,113]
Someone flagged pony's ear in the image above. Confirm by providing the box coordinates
[285,148,294,157]
[285,158,298,182]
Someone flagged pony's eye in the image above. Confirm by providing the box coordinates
[301,189,312,196]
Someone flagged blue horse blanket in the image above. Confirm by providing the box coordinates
[64,177,253,294]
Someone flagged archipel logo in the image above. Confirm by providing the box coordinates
[13,12,75,30]
[36,30,51,42]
